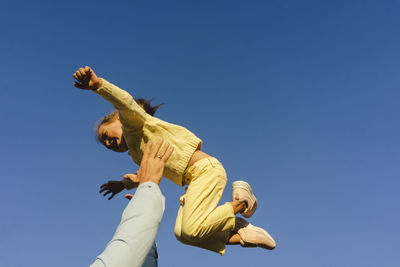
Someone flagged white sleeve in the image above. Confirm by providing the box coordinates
[90,182,165,267]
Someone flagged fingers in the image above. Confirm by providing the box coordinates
[149,139,164,159]
[85,66,95,78]
[99,183,107,193]
[99,187,107,193]
[143,139,174,162]
[99,181,124,200]
[162,146,174,163]
[103,190,112,199]
[125,194,134,200]
[73,67,90,81]
[141,140,153,162]
[152,140,174,162]
[99,183,112,197]
[157,142,169,159]
[123,173,136,179]
[73,71,82,80]
[75,68,85,80]
[98,188,113,200]
[79,67,87,78]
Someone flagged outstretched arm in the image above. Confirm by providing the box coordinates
[90,140,173,267]
[73,66,147,129]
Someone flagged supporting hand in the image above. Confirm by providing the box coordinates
[102,140,173,201]
[137,140,174,185]
[73,66,102,90]
[124,173,140,188]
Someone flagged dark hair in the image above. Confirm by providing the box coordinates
[96,98,163,143]
[134,97,163,116]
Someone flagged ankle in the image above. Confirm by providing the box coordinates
[227,232,241,244]
[231,201,246,214]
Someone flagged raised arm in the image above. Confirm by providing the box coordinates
[73,66,147,129]
[90,140,174,267]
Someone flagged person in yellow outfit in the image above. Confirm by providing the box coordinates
[73,66,276,255]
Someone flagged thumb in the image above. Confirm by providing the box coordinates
[125,194,134,200]
[124,173,136,180]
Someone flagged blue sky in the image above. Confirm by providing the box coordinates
[1,1,399,266]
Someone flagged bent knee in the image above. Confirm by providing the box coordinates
[179,226,204,243]
[174,230,195,245]
[174,225,199,243]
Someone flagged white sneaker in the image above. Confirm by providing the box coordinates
[232,181,257,218]
[235,217,276,250]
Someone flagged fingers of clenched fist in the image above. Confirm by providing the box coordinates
[73,66,101,90]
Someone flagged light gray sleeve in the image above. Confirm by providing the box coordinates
[90,182,165,267]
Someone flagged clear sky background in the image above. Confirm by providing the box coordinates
[1,1,399,266]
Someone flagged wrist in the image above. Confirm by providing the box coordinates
[96,78,103,89]
[92,78,103,90]
[138,181,161,191]
[139,177,161,185]
[122,177,138,190]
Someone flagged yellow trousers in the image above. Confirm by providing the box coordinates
[174,157,235,255]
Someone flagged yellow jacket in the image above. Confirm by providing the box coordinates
[96,78,202,186]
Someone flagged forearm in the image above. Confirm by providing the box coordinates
[94,78,147,128]
[91,182,165,267]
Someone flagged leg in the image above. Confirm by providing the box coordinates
[174,157,235,254]
[142,242,158,267]
[181,158,235,239]
[175,200,233,254]
[227,232,242,245]
[231,200,246,214]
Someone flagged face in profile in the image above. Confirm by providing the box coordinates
[97,119,128,152]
